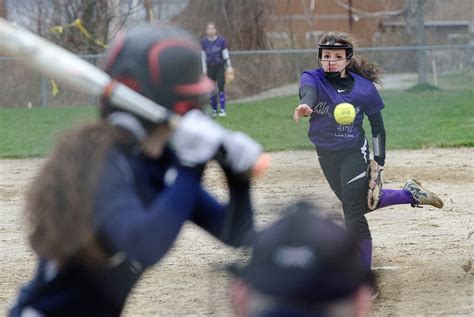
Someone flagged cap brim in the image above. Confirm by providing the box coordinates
[174,75,215,95]
[228,262,374,302]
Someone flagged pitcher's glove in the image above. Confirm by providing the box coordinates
[225,66,235,85]
[367,159,384,211]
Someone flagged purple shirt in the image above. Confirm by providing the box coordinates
[201,36,228,65]
[300,68,384,151]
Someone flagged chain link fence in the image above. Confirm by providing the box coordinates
[0,45,473,108]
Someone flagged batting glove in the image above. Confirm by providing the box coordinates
[171,109,223,167]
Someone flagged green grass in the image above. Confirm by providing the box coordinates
[0,106,95,158]
[220,89,473,151]
[430,71,474,90]
[377,90,474,149]
[1,89,473,158]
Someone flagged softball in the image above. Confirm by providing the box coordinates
[333,102,356,125]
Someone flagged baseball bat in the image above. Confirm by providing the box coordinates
[0,18,178,125]
[0,18,269,177]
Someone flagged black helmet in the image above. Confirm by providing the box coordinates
[317,34,354,79]
[102,24,214,119]
[317,35,353,61]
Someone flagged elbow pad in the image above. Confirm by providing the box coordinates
[222,49,232,67]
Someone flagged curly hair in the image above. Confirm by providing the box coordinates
[25,123,136,267]
[319,31,383,84]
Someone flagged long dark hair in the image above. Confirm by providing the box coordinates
[25,123,136,266]
[319,31,383,84]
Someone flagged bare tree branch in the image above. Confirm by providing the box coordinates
[334,0,409,18]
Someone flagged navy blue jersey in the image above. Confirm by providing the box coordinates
[300,69,384,151]
[201,36,227,65]
[10,145,247,316]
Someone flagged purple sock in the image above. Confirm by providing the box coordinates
[359,239,372,269]
[219,91,226,111]
[210,94,217,111]
[378,189,415,208]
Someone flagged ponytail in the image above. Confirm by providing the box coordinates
[348,56,383,84]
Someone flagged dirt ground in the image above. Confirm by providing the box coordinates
[1,148,473,316]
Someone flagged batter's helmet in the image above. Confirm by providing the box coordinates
[102,24,214,120]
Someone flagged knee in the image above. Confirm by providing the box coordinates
[343,213,371,239]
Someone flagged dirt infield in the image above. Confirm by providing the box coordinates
[1,148,473,316]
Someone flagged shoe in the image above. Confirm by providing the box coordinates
[403,179,444,208]
[370,286,380,301]
[211,110,218,118]
[218,111,227,117]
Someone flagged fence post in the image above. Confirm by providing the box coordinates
[41,75,48,106]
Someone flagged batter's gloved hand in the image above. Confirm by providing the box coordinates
[367,159,384,211]
[171,109,223,167]
[217,131,262,177]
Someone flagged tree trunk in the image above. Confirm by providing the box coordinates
[0,0,7,19]
[144,0,154,22]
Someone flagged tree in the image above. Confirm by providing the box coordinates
[0,0,7,19]
[335,0,428,83]
[174,0,268,50]
[8,0,143,53]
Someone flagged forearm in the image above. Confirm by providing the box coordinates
[97,164,203,267]
[220,173,253,246]
[368,111,386,166]
[299,85,317,108]
[201,51,207,73]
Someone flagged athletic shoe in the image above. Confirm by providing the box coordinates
[370,286,380,301]
[403,179,444,208]
[211,110,218,118]
[219,111,227,117]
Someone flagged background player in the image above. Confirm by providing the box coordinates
[201,21,234,117]
[229,201,375,317]
[293,31,444,272]
[9,24,260,317]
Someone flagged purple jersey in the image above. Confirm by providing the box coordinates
[201,36,227,65]
[300,68,384,151]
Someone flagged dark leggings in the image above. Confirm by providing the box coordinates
[316,138,371,239]
[207,63,225,92]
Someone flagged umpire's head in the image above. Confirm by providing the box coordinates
[229,201,375,317]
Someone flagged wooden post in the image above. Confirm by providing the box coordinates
[431,58,438,87]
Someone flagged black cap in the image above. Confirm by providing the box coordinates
[232,201,373,303]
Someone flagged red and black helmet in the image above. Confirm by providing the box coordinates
[102,24,214,117]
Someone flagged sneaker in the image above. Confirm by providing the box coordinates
[211,110,218,118]
[218,111,227,117]
[370,286,380,301]
[403,179,444,208]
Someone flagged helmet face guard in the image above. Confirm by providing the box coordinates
[317,44,353,61]
[317,43,353,78]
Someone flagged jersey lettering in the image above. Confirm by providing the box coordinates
[312,101,331,116]
[335,123,354,137]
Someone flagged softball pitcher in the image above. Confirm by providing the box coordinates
[201,21,234,117]
[293,31,444,270]
[9,24,260,317]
